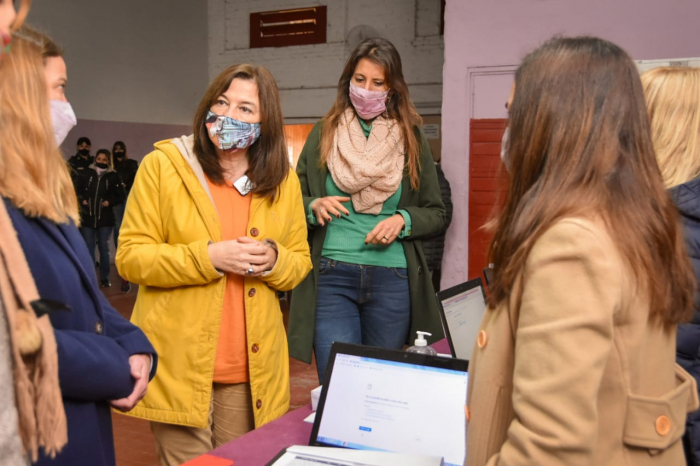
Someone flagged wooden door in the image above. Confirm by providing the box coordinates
[468,119,508,281]
[283,124,315,169]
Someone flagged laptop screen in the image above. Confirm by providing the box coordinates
[437,279,487,360]
[313,351,468,466]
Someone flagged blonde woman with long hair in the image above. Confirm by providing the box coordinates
[642,66,700,466]
[0,30,156,466]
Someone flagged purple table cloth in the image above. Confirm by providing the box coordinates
[208,339,451,465]
[210,405,313,465]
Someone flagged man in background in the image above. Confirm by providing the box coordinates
[67,136,93,180]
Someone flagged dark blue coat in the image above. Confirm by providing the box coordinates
[670,178,700,466]
[3,199,157,466]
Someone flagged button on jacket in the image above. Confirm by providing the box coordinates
[466,217,699,466]
[116,135,311,429]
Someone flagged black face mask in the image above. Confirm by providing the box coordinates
[114,151,125,159]
[95,162,109,170]
[79,149,90,157]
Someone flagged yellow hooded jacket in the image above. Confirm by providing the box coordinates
[115,135,311,428]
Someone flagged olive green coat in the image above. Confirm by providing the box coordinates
[288,121,446,364]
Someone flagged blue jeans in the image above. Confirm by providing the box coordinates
[113,203,125,248]
[313,258,411,381]
[80,226,113,281]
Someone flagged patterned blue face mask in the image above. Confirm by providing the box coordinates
[205,110,261,152]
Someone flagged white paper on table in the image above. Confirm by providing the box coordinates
[270,445,444,466]
[303,412,316,424]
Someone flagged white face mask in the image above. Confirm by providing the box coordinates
[500,126,510,172]
[50,100,77,146]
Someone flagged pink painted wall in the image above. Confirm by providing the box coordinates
[60,119,192,162]
[441,0,700,288]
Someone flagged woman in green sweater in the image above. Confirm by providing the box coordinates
[288,37,446,381]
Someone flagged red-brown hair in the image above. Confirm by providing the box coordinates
[319,38,423,189]
[488,36,694,325]
[193,64,289,201]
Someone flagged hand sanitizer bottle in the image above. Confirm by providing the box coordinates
[406,331,437,356]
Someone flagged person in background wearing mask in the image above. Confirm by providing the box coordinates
[116,64,311,465]
[76,149,125,288]
[289,37,446,382]
[68,136,92,180]
[642,66,700,466]
[1,28,156,466]
[111,141,137,292]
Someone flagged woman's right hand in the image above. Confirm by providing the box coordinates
[208,239,271,276]
[311,196,351,226]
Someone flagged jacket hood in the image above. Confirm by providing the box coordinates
[670,176,700,222]
[155,135,215,206]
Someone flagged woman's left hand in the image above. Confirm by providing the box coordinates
[110,353,151,412]
[237,236,278,275]
[365,214,405,246]
[101,200,109,207]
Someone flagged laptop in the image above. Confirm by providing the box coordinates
[436,278,488,360]
[308,343,469,466]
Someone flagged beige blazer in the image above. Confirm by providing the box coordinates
[465,217,699,465]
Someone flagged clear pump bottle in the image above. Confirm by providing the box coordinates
[406,331,437,356]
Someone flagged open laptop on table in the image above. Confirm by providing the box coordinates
[271,342,468,466]
[436,278,488,361]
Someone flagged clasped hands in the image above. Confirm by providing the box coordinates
[208,236,278,276]
[311,196,405,246]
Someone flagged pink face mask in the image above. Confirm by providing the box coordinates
[349,82,389,120]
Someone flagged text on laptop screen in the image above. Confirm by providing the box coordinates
[316,353,468,466]
[442,286,487,360]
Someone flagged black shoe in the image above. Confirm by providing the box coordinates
[100,279,111,288]
[120,280,131,293]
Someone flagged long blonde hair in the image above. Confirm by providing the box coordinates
[0,33,79,224]
[641,67,700,188]
[12,0,32,32]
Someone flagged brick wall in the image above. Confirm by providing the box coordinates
[208,0,444,122]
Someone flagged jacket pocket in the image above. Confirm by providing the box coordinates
[141,292,173,335]
[623,364,699,452]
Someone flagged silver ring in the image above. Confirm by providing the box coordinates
[246,267,254,275]
[320,208,326,214]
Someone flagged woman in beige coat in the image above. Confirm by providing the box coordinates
[466,36,699,465]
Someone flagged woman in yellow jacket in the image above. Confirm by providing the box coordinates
[116,64,311,465]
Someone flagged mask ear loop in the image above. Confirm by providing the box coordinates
[11,0,32,33]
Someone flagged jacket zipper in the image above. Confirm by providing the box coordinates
[93,173,105,228]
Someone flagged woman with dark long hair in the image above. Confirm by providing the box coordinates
[288,37,446,381]
[465,37,698,465]
[116,64,311,465]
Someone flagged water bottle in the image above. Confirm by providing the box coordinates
[406,331,437,356]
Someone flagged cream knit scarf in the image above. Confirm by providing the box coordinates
[0,201,67,462]
[327,108,404,215]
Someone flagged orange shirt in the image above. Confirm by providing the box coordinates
[206,175,252,384]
